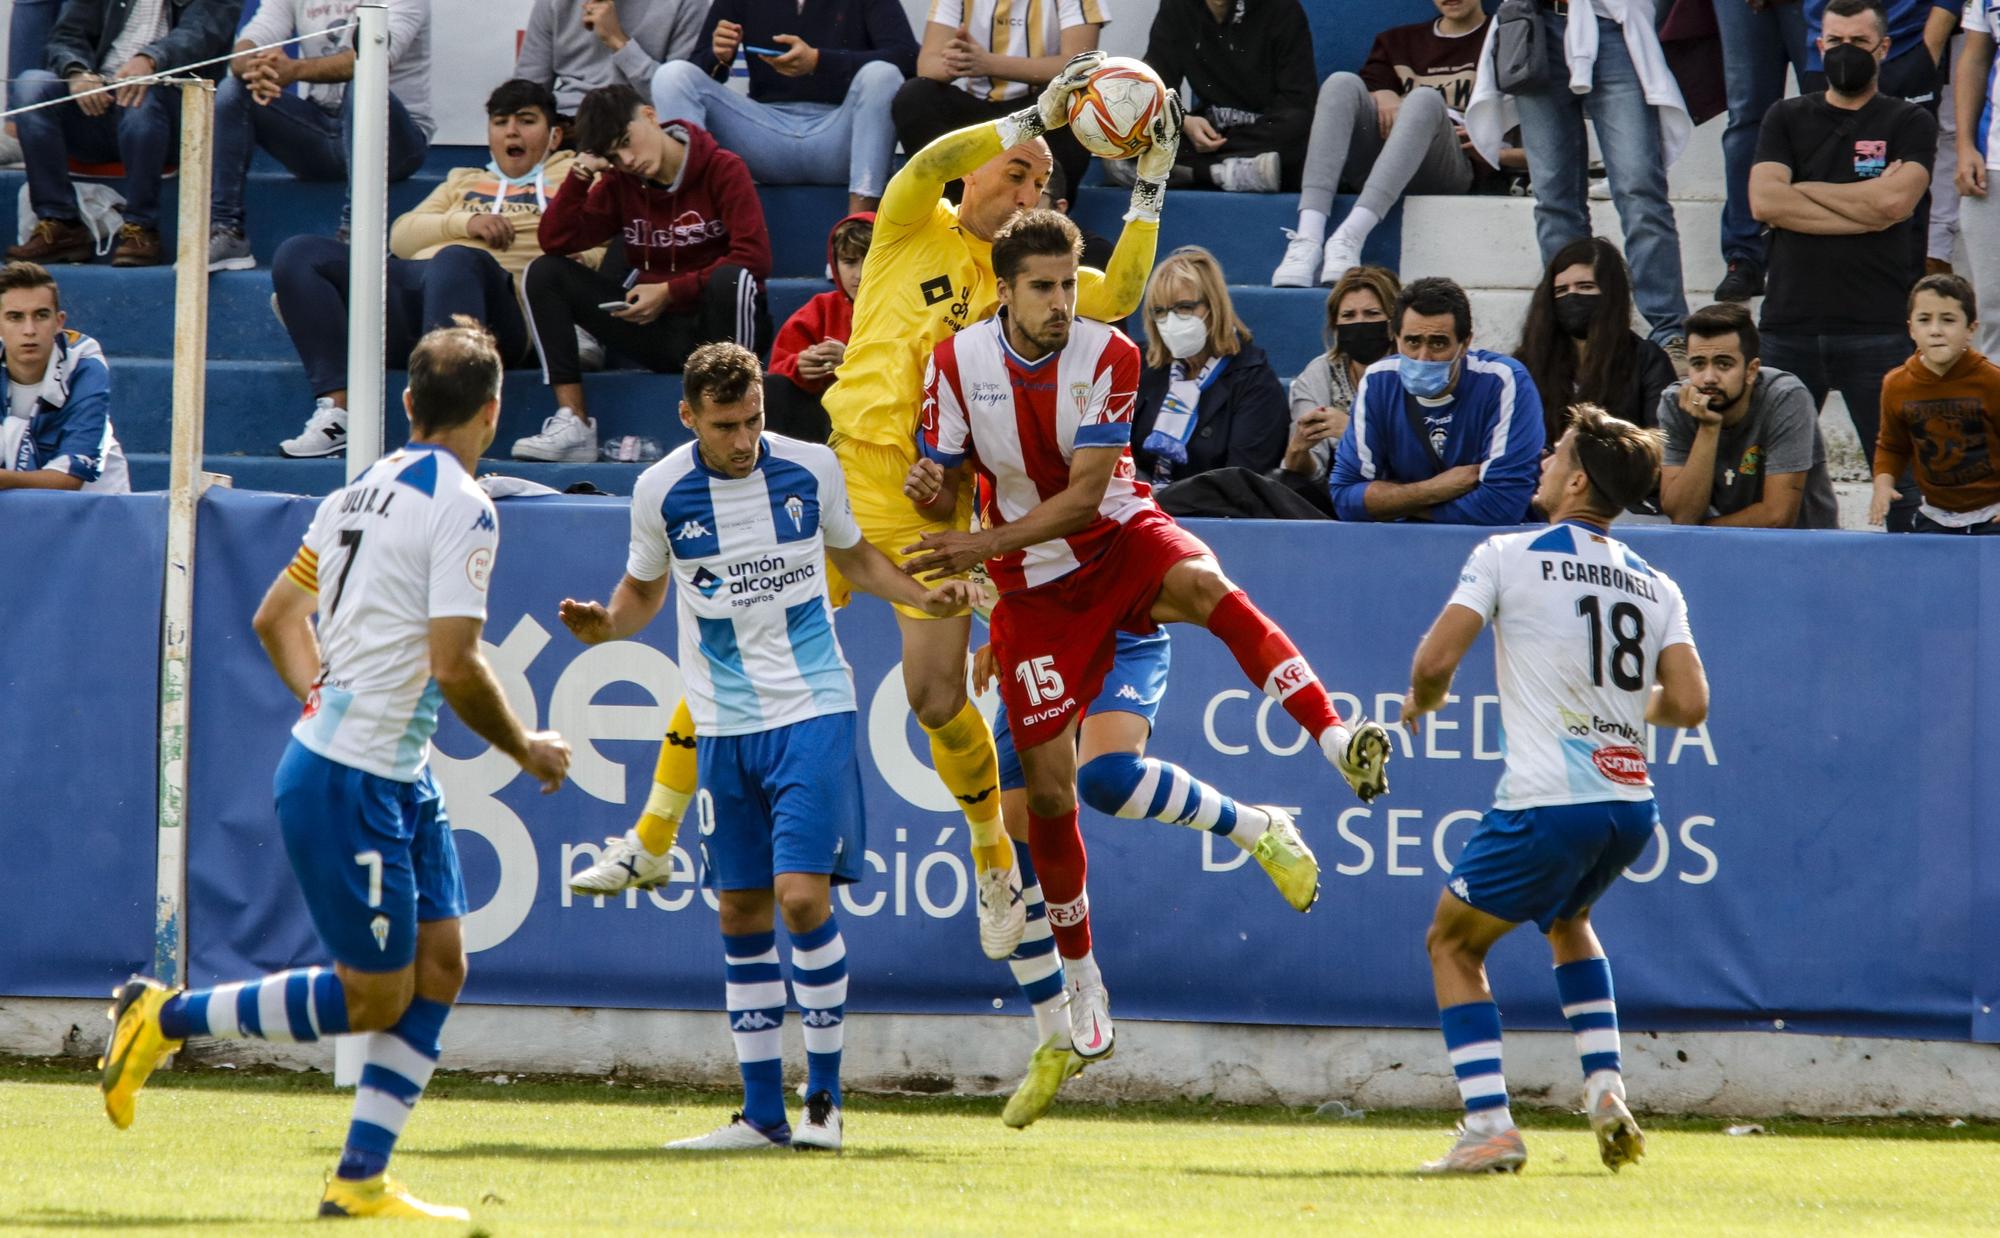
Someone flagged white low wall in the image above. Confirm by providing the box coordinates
[10,996,1996,1118]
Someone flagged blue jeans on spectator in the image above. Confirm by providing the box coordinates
[649,59,902,198]
[272,235,530,395]
[13,69,179,228]
[1761,330,1916,527]
[1513,11,1689,346]
[8,0,60,89]
[1713,0,1809,266]
[211,74,430,234]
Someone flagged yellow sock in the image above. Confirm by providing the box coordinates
[923,699,1010,871]
[634,698,697,856]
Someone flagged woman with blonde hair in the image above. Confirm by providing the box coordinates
[1132,246,1289,485]
[1280,265,1400,487]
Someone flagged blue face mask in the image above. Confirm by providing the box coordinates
[1398,354,1457,398]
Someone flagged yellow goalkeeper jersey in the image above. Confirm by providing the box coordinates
[823,122,1157,455]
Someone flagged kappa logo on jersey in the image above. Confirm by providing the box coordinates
[691,566,723,598]
[919,274,953,306]
[801,1009,842,1028]
[472,510,496,533]
[783,494,805,532]
[675,518,712,541]
[1115,684,1144,701]
[731,1011,780,1031]
[1591,745,1650,785]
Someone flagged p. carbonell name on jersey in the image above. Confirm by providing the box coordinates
[1538,557,1660,603]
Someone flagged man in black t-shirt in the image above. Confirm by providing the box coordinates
[1750,0,1934,504]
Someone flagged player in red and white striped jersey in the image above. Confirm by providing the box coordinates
[902,209,1393,1063]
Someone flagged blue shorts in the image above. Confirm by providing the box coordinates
[1446,799,1659,933]
[272,738,468,972]
[697,712,866,891]
[996,629,1172,791]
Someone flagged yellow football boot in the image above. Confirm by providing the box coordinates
[1002,1034,1090,1129]
[99,976,183,1130]
[318,1174,470,1221]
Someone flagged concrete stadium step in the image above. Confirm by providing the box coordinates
[113,361,695,456]
[128,453,655,496]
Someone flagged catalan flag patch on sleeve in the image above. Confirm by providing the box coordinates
[286,545,319,594]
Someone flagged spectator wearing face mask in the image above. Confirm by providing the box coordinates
[1327,276,1545,524]
[1751,0,1934,519]
[1280,264,1399,488]
[1131,246,1290,484]
[1872,272,2000,531]
[1514,238,1676,444]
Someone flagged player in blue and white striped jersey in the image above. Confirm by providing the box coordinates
[560,343,975,1153]
[95,321,573,1222]
[1401,406,1709,1177]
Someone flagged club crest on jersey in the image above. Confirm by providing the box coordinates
[783,494,805,531]
[370,914,390,952]
[675,518,712,541]
[691,566,723,598]
[1071,382,1092,416]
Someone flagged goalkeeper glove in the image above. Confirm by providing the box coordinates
[997,50,1107,149]
[1127,88,1185,224]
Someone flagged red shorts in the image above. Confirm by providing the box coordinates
[990,508,1211,753]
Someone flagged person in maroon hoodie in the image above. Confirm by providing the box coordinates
[764,212,872,444]
[517,83,774,462]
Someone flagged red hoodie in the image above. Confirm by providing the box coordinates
[769,211,872,395]
[539,120,771,310]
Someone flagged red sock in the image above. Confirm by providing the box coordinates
[1027,806,1091,959]
[1207,589,1342,738]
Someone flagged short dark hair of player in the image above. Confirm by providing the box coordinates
[831,216,873,266]
[1567,402,1664,514]
[1041,158,1069,209]
[572,84,648,157]
[1683,301,1760,362]
[1908,271,1978,322]
[486,78,560,126]
[684,342,763,410]
[1824,0,1887,33]
[407,316,502,435]
[1393,277,1471,343]
[0,260,60,310]
[991,208,1083,283]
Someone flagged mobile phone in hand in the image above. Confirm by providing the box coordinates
[744,44,784,57]
[598,300,630,312]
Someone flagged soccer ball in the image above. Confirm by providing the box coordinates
[1065,58,1166,161]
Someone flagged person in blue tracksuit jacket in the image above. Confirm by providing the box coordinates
[1329,276,1545,525]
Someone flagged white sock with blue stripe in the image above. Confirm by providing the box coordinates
[1005,840,1070,1047]
[1440,1001,1514,1136]
[155,967,349,1042]
[1555,957,1625,1105]
[724,929,788,1132]
[1077,752,1269,848]
[788,914,847,1106]
[338,996,449,1181]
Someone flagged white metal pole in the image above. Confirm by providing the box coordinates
[345,3,390,481]
[155,78,216,988]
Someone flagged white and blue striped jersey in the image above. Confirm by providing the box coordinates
[1447,522,1695,810]
[1968,0,2000,167]
[289,444,498,782]
[627,433,863,737]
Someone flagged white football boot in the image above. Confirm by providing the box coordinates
[568,830,675,896]
[664,1114,790,1150]
[792,1090,843,1152]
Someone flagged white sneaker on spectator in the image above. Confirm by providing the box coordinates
[207,226,254,272]
[512,407,596,462]
[1210,152,1281,193]
[1320,233,1364,285]
[280,398,348,458]
[1271,229,1322,287]
[577,327,606,372]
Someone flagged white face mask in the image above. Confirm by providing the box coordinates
[1156,311,1209,361]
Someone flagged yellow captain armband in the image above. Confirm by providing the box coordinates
[285,546,319,594]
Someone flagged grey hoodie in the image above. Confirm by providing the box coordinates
[514,0,706,113]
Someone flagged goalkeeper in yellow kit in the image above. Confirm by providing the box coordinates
[571,51,1180,959]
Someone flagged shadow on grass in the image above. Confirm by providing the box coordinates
[1,1207,255,1230]
[402,1141,926,1163]
[1182,1165,1604,1183]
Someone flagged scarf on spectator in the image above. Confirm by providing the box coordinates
[1144,354,1230,477]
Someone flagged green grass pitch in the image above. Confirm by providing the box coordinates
[5,1056,2000,1234]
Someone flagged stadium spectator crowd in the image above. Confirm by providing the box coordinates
[4,0,1997,531]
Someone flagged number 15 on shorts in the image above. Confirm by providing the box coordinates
[1015,655,1065,706]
